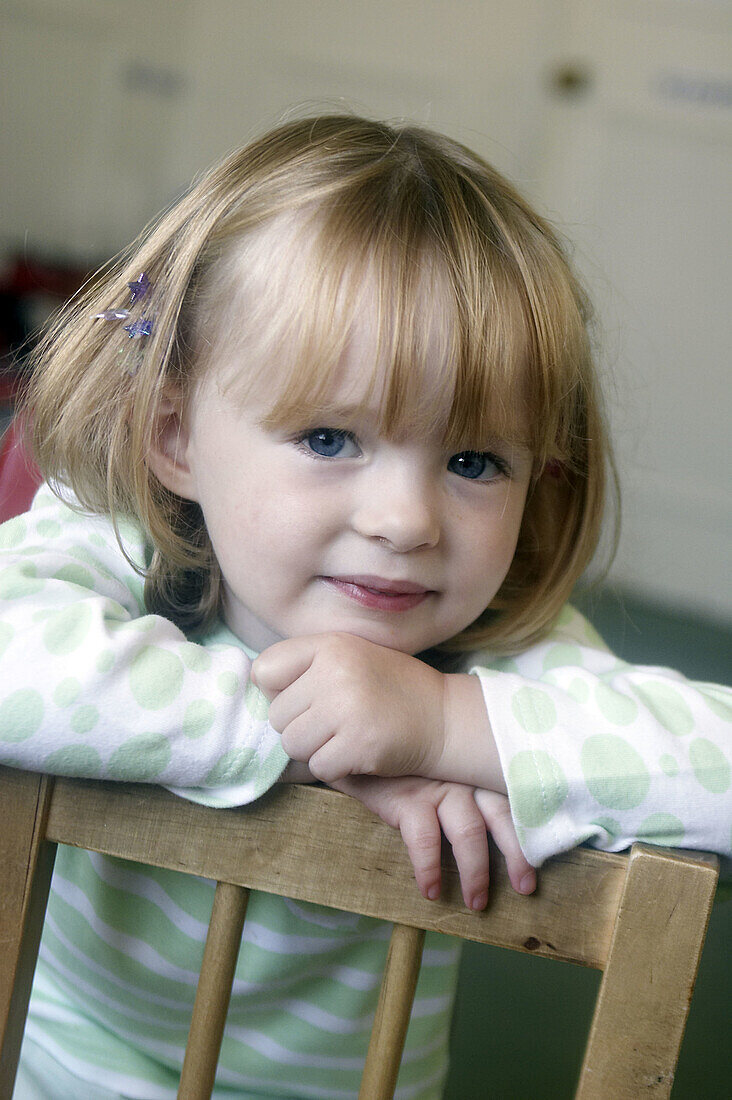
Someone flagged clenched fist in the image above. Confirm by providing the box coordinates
[251,632,447,783]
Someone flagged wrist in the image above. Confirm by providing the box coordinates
[433,673,506,793]
[279,760,316,784]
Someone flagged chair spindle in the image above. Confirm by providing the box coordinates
[359,922,426,1100]
[178,881,250,1099]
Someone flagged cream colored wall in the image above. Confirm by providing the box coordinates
[168,0,555,182]
[1,0,192,260]
[0,0,554,256]
[534,0,732,622]
[2,0,729,621]
[0,0,554,255]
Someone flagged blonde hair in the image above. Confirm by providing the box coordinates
[25,114,616,654]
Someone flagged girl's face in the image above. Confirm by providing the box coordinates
[161,321,533,656]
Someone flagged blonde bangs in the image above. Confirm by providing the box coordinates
[229,182,544,457]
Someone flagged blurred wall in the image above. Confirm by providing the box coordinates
[537,0,732,625]
[1,0,730,623]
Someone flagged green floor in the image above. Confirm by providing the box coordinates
[444,587,731,1099]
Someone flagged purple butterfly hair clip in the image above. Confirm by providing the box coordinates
[94,270,155,351]
[127,272,150,303]
[123,317,154,339]
[94,271,152,325]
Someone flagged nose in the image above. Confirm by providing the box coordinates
[351,464,441,552]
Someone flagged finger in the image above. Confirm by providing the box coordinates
[277,708,328,766]
[396,803,444,901]
[251,636,319,699]
[473,790,536,895]
[437,790,491,910]
[306,737,354,784]
[267,675,315,734]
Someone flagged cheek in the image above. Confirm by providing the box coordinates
[233,475,328,563]
[453,500,526,587]
[465,492,524,546]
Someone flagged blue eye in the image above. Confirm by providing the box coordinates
[448,450,506,481]
[301,429,358,458]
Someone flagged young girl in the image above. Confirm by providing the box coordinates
[1,115,729,1100]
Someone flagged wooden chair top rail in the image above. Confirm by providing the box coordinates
[4,767,718,970]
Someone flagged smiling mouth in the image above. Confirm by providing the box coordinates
[322,575,434,612]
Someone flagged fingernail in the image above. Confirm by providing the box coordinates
[519,873,536,894]
[470,891,487,911]
[427,885,440,900]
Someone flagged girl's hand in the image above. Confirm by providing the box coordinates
[251,633,447,782]
[330,775,537,910]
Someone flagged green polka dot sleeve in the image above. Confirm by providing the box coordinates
[469,605,731,868]
[0,486,288,802]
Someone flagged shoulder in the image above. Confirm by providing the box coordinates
[465,605,613,676]
[0,482,153,613]
[26,482,151,565]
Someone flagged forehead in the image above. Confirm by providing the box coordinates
[306,280,458,427]
[196,211,533,450]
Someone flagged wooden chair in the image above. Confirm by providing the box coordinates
[0,766,718,1099]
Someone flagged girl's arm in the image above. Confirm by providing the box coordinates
[0,490,534,905]
[252,613,731,867]
[0,487,288,803]
[465,605,732,867]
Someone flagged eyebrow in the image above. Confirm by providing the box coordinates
[287,402,381,427]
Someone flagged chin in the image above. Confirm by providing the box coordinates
[328,620,433,655]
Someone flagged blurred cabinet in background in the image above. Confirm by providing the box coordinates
[1,1,191,263]
[535,0,732,620]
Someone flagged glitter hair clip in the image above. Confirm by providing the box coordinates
[94,273,154,374]
[95,308,131,321]
[123,317,154,339]
[127,272,150,303]
[94,273,153,336]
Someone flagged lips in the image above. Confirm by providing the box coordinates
[322,575,433,612]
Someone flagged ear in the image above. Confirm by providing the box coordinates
[146,391,199,501]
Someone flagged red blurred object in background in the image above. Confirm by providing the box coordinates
[0,253,90,402]
[0,253,89,520]
[0,418,42,521]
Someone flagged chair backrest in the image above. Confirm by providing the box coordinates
[0,765,719,1099]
